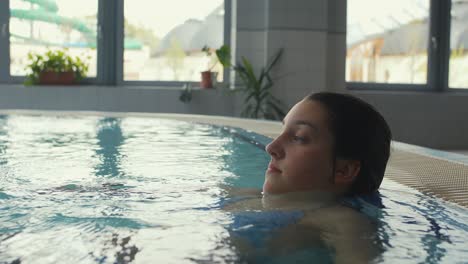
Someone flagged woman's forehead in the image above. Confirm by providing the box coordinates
[284,100,328,127]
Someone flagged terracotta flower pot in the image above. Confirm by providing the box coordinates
[39,71,76,85]
[200,71,213,88]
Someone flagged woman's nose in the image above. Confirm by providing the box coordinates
[266,137,284,159]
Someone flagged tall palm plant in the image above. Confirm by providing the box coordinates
[233,49,285,120]
[217,46,286,120]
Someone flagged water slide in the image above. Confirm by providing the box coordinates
[10,0,141,49]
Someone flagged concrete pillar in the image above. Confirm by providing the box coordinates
[234,0,347,110]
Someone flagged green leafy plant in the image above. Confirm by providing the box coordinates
[24,49,90,85]
[216,45,285,120]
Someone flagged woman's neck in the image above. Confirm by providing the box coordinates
[261,190,339,210]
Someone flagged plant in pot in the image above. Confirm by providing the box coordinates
[200,45,230,88]
[24,49,90,85]
[217,46,286,120]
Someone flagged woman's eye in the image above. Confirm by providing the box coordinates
[292,135,306,142]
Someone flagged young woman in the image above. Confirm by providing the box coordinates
[225,92,392,263]
[264,92,391,197]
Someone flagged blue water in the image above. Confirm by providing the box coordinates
[0,114,467,264]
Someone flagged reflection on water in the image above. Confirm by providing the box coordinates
[0,115,467,263]
[370,179,468,263]
[418,197,451,263]
[94,118,125,178]
[220,128,269,189]
[0,115,9,183]
[89,233,139,263]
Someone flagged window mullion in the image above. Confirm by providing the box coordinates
[98,0,122,85]
[439,0,451,91]
[223,0,232,87]
[97,0,105,85]
[0,1,10,83]
[428,0,451,91]
[115,0,124,86]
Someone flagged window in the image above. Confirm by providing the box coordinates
[449,0,468,89]
[123,0,225,82]
[9,0,98,77]
[347,0,466,91]
[0,0,229,85]
[346,0,430,84]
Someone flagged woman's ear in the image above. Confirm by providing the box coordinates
[334,159,361,185]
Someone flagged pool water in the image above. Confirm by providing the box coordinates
[0,114,467,263]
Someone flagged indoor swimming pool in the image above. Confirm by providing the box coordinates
[0,113,467,263]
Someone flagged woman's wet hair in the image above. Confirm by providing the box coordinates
[307,92,392,195]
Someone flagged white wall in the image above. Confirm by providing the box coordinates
[353,91,468,149]
[0,85,237,117]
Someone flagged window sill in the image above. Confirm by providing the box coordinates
[0,84,224,91]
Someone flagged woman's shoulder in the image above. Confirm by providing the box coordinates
[300,204,380,263]
[300,204,375,233]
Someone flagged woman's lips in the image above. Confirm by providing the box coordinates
[267,163,282,173]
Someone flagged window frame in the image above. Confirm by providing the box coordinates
[0,0,231,87]
[2,0,101,84]
[0,0,10,84]
[118,0,231,86]
[346,0,465,92]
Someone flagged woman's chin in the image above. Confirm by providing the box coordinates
[262,180,276,195]
[262,181,286,195]
[262,182,270,194]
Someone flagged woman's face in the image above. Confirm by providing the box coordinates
[263,99,335,194]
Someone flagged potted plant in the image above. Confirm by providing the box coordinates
[217,45,286,120]
[24,49,90,85]
[179,83,193,103]
[200,45,230,88]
